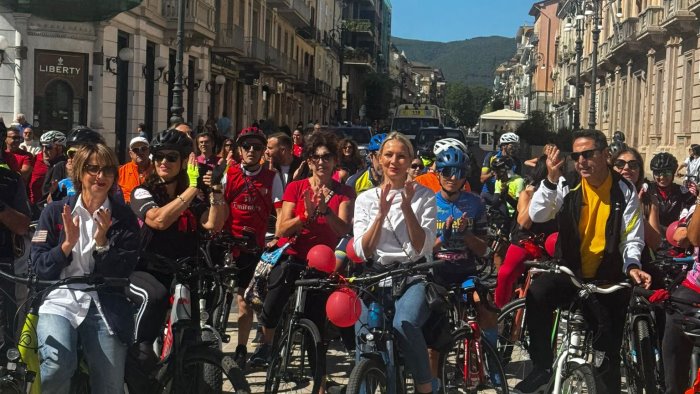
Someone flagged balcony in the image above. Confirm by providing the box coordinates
[609,17,642,60]
[344,49,376,70]
[297,26,321,43]
[637,6,666,45]
[265,46,284,74]
[273,0,312,28]
[240,37,266,65]
[162,0,216,43]
[213,23,245,56]
[690,0,700,14]
[343,19,375,36]
[662,0,696,34]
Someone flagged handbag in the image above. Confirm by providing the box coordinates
[424,282,450,314]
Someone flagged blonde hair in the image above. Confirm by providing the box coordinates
[71,143,119,193]
[379,131,414,160]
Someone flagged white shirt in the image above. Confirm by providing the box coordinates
[686,157,700,180]
[279,164,291,187]
[39,197,112,333]
[19,140,41,156]
[353,184,437,266]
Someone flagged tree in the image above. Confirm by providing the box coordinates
[445,83,492,127]
[516,110,551,145]
[363,73,395,122]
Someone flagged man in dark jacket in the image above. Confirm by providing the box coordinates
[516,129,652,393]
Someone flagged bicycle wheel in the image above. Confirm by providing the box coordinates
[202,330,223,390]
[265,318,325,393]
[440,327,509,393]
[560,362,599,394]
[496,298,530,386]
[156,349,250,394]
[346,358,388,394]
[627,319,659,394]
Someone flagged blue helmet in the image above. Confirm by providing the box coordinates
[368,133,387,152]
[436,146,469,170]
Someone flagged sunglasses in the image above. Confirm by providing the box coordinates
[42,144,54,151]
[84,164,117,177]
[653,170,674,177]
[570,148,601,161]
[411,163,424,170]
[67,148,78,159]
[153,152,181,163]
[310,153,334,163]
[224,143,234,148]
[131,146,149,154]
[241,142,264,152]
[439,167,467,179]
[613,159,640,170]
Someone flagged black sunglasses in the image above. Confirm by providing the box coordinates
[84,164,117,177]
[570,148,601,161]
[411,163,424,170]
[42,144,54,150]
[310,153,334,163]
[131,146,149,154]
[439,167,467,179]
[653,170,674,177]
[613,159,640,170]
[153,152,180,163]
[241,142,264,152]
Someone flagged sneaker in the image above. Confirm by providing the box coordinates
[252,327,264,344]
[248,343,271,367]
[234,345,247,371]
[513,367,551,394]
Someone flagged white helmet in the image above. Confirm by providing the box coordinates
[433,138,467,156]
[499,132,520,145]
[40,130,67,146]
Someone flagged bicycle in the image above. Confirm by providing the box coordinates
[441,276,509,393]
[344,259,460,394]
[148,252,251,394]
[516,260,633,393]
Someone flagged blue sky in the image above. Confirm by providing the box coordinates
[391,0,536,42]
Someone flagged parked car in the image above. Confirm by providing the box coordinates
[413,126,468,154]
[327,126,374,157]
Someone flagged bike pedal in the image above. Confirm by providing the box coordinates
[222,334,231,343]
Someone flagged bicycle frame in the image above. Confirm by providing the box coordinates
[551,308,591,393]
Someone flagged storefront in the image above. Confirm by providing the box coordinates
[33,50,89,132]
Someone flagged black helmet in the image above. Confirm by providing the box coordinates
[609,140,627,155]
[66,126,105,148]
[612,130,625,142]
[649,152,678,172]
[151,129,193,156]
[693,144,700,156]
[491,156,513,171]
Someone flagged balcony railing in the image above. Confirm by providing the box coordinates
[162,0,215,38]
[690,0,700,12]
[665,0,690,19]
[266,45,281,70]
[639,5,665,33]
[215,23,245,54]
[343,19,374,35]
[291,0,311,22]
[344,50,375,68]
[610,17,638,50]
[244,37,266,62]
[663,0,696,31]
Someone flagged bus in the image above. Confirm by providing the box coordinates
[390,104,442,140]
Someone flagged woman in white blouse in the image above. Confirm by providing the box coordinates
[353,132,437,393]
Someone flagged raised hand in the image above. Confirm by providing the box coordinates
[457,212,470,233]
[93,207,112,247]
[442,215,454,242]
[186,153,199,188]
[401,180,416,210]
[302,188,317,220]
[61,204,80,254]
[546,146,564,183]
[378,183,395,218]
[317,184,331,213]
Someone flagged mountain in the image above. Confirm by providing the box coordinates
[392,36,516,87]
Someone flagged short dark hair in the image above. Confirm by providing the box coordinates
[269,132,292,150]
[572,129,608,150]
[197,131,213,140]
[303,131,339,162]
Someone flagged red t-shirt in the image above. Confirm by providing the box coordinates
[29,152,47,204]
[1,151,19,173]
[278,179,355,258]
[5,150,33,172]
[293,144,303,158]
[224,165,277,250]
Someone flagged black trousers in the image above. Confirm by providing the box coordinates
[662,285,700,394]
[525,272,629,393]
[0,258,16,358]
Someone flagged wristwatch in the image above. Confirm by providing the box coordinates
[95,244,110,254]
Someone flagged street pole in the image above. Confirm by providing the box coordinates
[169,0,185,126]
[588,0,600,130]
[573,16,583,130]
[336,27,344,124]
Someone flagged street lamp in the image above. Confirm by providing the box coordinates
[169,0,186,126]
[327,24,346,124]
[588,0,601,130]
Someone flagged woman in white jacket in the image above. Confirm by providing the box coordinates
[353,131,437,393]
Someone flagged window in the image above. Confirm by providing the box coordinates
[655,67,664,137]
[683,56,693,132]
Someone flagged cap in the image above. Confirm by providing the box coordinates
[129,136,149,148]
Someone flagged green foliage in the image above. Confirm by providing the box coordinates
[393,36,516,87]
[516,111,573,149]
[363,72,395,121]
[445,83,492,127]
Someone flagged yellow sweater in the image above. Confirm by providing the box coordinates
[578,173,612,278]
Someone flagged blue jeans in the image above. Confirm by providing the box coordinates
[37,302,127,394]
[356,281,432,385]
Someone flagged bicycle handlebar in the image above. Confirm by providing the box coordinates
[632,287,699,307]
[524,260,631,294]
[0,269,129,289]
[293,260,445,288]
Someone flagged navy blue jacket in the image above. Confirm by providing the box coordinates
[30,194,139,344]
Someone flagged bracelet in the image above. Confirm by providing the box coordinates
[209,196,226,206]
[176,194,187,204]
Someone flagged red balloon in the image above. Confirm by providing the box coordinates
[307,244,336,273]
[666,221,681,247]
[326,287,361,327]
[346,237,363,263]
[545,232,559,257]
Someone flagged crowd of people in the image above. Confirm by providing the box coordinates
[1,114,700,393]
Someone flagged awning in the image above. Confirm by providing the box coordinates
[480,109,528,121]
[0,0,143,22]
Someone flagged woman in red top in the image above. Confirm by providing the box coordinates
[251,131,355,364]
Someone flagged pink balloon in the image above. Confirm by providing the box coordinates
[666,221,681,248]
[545,232,558,257]
[307,244,336,273]
[346,237,363,263]
[326,287,361,327]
